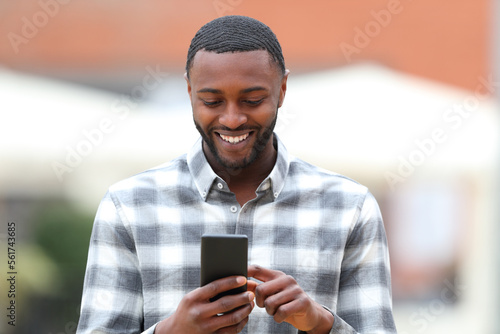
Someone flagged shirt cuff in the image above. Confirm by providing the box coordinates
[298,305,357,334]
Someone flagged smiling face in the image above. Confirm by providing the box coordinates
[186,50,288,172]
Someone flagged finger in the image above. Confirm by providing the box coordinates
[247,264,284,282]
[246,279,258,293]
[273,296,310,324]
[254,274,298,309]
[209,300,254,332]
[262,289,295,317]
[211,291,255,315]
[215,315,249,334]
[199,276,247,301]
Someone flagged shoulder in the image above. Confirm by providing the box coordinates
[107,154,190,196]
[287,156,368,196]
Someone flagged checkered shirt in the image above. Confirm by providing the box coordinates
[77,135,396,334]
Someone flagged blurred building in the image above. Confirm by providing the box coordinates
[0,0,490,92]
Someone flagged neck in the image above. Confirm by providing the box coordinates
[204,137,277,206]
[223,154,276,206]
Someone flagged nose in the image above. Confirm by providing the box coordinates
[218,103,247,129]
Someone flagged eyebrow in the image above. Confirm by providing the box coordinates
[241,86,268,94]
[197,88,222,94]
[196,86,269,94]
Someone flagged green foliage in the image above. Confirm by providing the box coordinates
[33,200,94,290]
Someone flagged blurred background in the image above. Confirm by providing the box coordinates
[0,0,498,333]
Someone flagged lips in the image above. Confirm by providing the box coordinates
[218,133,250,144]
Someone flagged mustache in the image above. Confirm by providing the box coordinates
[209,125,259,132]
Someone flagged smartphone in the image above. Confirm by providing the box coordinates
[200,234,248,301]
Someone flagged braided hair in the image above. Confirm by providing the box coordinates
[186,15,285,78]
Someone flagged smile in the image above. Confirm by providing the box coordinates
[219,133,250,144]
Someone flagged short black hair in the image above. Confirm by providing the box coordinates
[186,15,285,78]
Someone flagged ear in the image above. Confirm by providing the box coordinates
[278,69,290,108]
[184,72,192,98]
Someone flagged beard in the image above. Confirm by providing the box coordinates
[194,112,277,170]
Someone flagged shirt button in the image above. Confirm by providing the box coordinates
[217,183,224,189]
[274,192,279,198]
[230,206,238,213]
[201,191,207,197]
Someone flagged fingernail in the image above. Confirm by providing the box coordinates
[237,276,246,285]
[247,292,255,301]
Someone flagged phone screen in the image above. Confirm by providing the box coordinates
[200,234,248,301]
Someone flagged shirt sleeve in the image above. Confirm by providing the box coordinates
[322,191,397,334]
[76,191,153,334]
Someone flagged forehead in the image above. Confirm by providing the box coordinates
[189,50,280,88]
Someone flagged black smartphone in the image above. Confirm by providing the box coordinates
[200,234,248,301]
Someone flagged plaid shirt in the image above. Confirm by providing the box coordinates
[77,135,396,334]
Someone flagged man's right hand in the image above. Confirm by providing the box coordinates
[154,276,255,334]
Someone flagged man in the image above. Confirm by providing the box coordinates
[77,15,396,334]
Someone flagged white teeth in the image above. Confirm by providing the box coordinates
[220,133,249,144]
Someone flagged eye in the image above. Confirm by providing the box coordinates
[202,100,222,107]
[244,98,264,106]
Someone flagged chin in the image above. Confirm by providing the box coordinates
[215,155,252,170]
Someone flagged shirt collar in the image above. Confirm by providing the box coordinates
[186,134,290,201]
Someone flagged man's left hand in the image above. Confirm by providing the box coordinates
[247,265,334,334]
